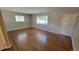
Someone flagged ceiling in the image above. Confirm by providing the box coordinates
[0,7,52,14]
[0,7,79,14]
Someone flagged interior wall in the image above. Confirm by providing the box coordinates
[1,11,31,31]
[2,10,78,37]
[60,14,77,36]
[32,12,62,34]
[31,12,78,37]
[72,17,79,50]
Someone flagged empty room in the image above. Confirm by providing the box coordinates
[0,7,79,51]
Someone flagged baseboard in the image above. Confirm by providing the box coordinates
[32,26,70,37]
[6,26,32,31]
[7,26,71,37]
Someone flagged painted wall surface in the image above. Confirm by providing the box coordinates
[32,12,62,34]
[72,17,79,50]
[2,10,77,37]
[32,12,77,36]
[1,11,31,31]
[60,14,77,36]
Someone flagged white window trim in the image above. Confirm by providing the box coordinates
[36,16,48,25]
[15,15,25,22]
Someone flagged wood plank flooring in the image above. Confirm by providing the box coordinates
[4,27,73,51]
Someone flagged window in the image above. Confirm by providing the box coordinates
[15,15,25,22]
[36,16,48,25]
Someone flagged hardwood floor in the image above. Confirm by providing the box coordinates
[5,27,73,51]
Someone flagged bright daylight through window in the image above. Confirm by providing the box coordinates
[15,15,25,22]
[36,16,48,25]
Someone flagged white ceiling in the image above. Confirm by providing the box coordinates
[0,7,79,14]
[0,7,52,14]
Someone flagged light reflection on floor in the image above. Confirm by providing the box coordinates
[7,28,72,51]
[17,32,27,43]
[36,32,48,45]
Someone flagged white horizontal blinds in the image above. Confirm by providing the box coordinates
[37,16,48,24]
[15,15,24,22]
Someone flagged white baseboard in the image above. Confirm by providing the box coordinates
[6,26,71,37]
[33,26,57,33]
[6,26,32,31]
[32,26,70,37]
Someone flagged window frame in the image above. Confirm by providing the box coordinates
[15,15,25,22]
[36,16,48,25]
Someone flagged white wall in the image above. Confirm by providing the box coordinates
[2,10,78,37]
[31,12,77,36]
[32,12,62,34]
[60,14,77,36]
[1,11,31,31]
[72,17,79,50]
